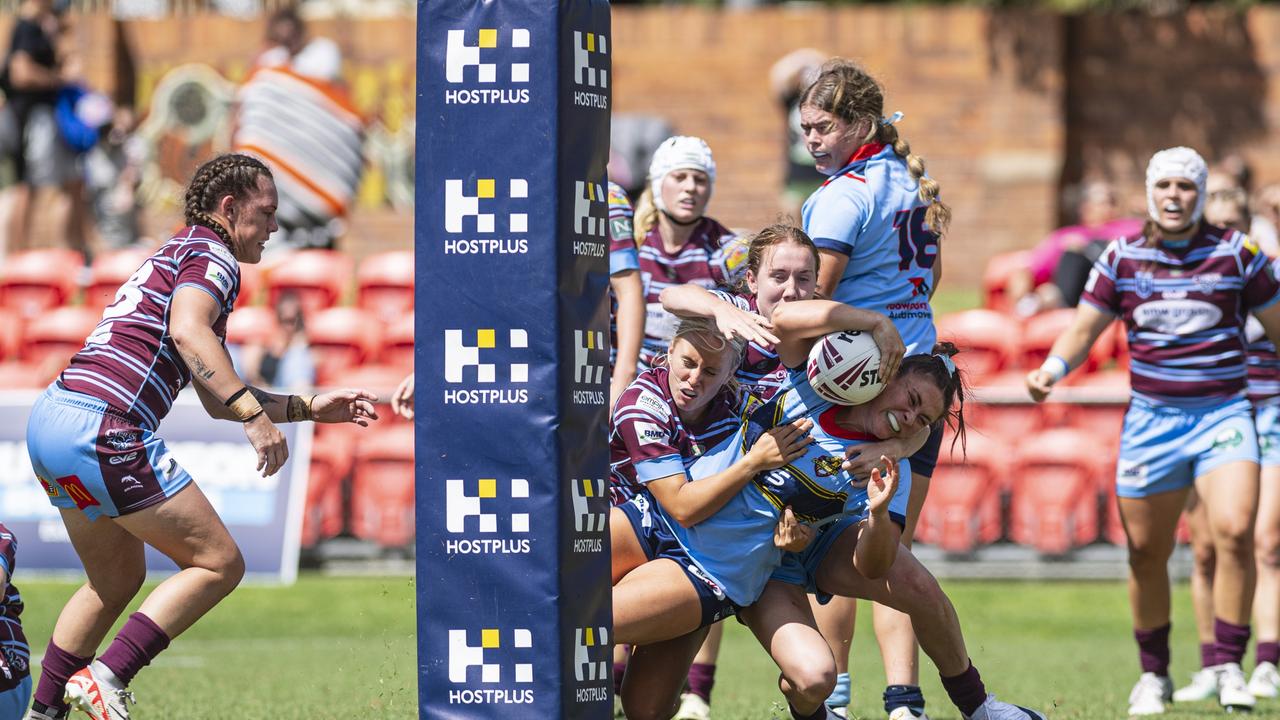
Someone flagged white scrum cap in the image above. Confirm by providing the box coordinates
[648,136,716,212]
[1146,146,1208,227]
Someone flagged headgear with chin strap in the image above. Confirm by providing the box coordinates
[1146,146,1208,229]
[648,136,716,215]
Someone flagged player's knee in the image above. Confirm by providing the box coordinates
[1257,528,1280,569]
[1126,539,1173,571]
[1214,519,1255,559]
[93,569,145,614]
[1191,540,1217,574]
[620,690,676,720]
[210,546,245,596]
[780,661,836,705]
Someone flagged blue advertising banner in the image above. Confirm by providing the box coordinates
[417,0,612,717]
[0,391,310,583]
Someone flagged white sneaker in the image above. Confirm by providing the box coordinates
[1172,666,1219,702]
[1218,663,1256,711]
[830,708,847,718]
[673,692,711,720]
[1249,661,1280,698]
[64,663,134,720]
[1127,673,1172,716]
[889,708,931,720]
[964,694,1047,720]
[23,706,66,720]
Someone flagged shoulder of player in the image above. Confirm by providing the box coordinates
[616,371,675,421]
[173,228,239,268]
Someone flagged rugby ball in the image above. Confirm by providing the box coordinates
[806,330,886,405]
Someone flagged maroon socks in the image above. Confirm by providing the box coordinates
[1135,623,1171,676]
[1214,618,1251,667]
[940,661,987,718]
[98,612,171,686]
[1201,642,1216,669]
[34,640,91,711]
[1258,640,1280,667]
[687,662,715,703]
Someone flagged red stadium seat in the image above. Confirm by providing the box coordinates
[379,312,414,371]
[350,423,415,548]
[0,249,84,318]
[935,309,1019,382]
[236,261,264,308]
[307,307,384,385]
[1063,402,1127,459]
[265,250,353,316]
[225,306,280,347]
[982,251,1029,313]
[302,423,357,547]
[0,361,52,389]
[1009,428,1105,555]
[916,431,1008,552]
[964,402,1060,450]
[0,308,23,361]
[357,250,414,324]
[1016,308,1076,371]
[85,248,153,313]
[21,307,100,369]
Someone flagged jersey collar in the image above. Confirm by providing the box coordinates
[818,405,879,441]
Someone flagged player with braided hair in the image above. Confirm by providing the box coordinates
[797,58,951,720]
[22,153,380,720]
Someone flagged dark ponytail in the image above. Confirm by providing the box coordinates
[899,341,967,455]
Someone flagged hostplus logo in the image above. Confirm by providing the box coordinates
[444,328,529,405]
[572,31,608,109]
[572,626,611,704]
[443,178,529,255]
[572,329,607,406]
[444,478,530,555]
[569,477,608,553]
[571,180,608,259]
[444,27,531,105]
[447,627,534,705]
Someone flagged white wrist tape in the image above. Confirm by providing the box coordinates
[1040,355,1069,384]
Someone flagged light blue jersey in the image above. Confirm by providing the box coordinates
[802,143,939,354]
[652,367,911,606]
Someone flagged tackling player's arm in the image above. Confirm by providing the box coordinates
[770,299,904,380]
[1025,303,1114,402]
[660,284,779,348]
[646,418,814,528]
[816,249,848,300]
[852,456,902,579]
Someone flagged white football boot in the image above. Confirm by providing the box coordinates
[63,663,134,720]
[889,707,931,720]
[1217,663,1256,712]
[1248,661,1280,699]
[1172,666,1219,702]
[1127,673,1172,716]
[963,694,1047,720]
[673,692,711,720]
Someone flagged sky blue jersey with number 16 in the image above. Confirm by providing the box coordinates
[802,143,939,354]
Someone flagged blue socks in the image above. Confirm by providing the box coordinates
[825,672,851,708]
[884,684,927,715]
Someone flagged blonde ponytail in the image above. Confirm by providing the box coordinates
[633,186,660,247]
[880,124,950,237]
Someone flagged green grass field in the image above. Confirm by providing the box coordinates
[17,574,1280,718]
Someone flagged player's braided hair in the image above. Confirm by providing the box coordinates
[898,341,967,456]
[183,153,273,248]
[734,224,820,296]
[668,316,747,398]
[801,58,951,238]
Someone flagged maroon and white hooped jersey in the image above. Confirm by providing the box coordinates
[1081,226,1280,404]
[707,290,788,400]
[609,365,748,504]
[60,226,241,430]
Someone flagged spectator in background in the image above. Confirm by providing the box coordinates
[234,292,316,391]
[0,0,82,259]
[1008,180,1144,316]
[255,4,343,84]
[770,48,826,223]
[83,104,148,250]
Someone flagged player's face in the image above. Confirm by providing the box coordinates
[227,175,279,264]
[667,335,733,418]
[660,169,711,224]
[799,105,867,176]
[861,372,945,440]
[748,242,817,319]
[1151,176,1200,234]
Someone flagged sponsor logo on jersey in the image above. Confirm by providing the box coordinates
[204,265,233,296]
[442,178,529,255]
[444,478,530,555]
[686,563,727,600]
[636,390,670,418]
[1117,460,1147,487]
[634,422,666,447]
[1194,272,1223,295]
[58,475,99,511]
[119,475,144,493]
[814,454,843,478]
[108,451,139,466]
[37,475,60,498]
[447,627,534,705]
[443,329,530,405]
[1135,271,1155,299]
[572,625,611,703]
[1213,428,1245,452]
[443,28,531,105]
[103,429,140,452]
[910,276,931,298]
[1133,299,1222,334]
[572,31,609,109]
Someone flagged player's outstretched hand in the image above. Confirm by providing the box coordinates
[391,373,415,420]
[313,389,381,426]
[773,506,815,552]
[864,455,899,518]
[713,303,780,347]
[841,439,905,487]
[870,318,905,381]
[244,414,289,477]
[1025,369,1055,403]
[750,418,814,471]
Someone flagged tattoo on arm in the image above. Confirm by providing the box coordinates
[184,352,216,381]
[286,394,311,423]
[248,387,280,409]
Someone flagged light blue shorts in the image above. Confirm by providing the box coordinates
[1116,396,1259,499]
[1257,401,1280,468]
[26,383,194,521]
[0,675,32,720]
